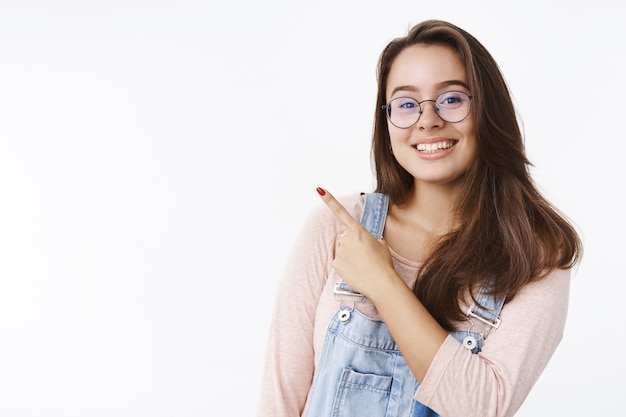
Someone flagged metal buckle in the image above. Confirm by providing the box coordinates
[466,304,501,329]
[333,282,364,301]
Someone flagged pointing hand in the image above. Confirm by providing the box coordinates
[316,187,396,298]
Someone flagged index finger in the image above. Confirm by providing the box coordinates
[316,187,362,230]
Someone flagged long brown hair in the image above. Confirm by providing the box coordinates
[372,20,583,330]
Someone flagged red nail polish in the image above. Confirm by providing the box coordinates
[316,187,326,196]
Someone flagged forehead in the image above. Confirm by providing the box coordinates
[386,44,467,95]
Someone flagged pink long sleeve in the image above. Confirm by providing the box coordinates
[255,198,348,417]
[415,267,571,417]
[256,193,571,417]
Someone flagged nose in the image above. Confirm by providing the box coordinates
[416,100,442,129]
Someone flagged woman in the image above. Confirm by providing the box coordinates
[257,19,582,417]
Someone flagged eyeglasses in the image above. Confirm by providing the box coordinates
[382,91,472,129]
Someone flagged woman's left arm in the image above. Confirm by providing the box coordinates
[415,267,571,417]
[317,188,571,417]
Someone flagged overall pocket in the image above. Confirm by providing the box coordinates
[332,367,392,417]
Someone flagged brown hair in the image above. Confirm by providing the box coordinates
[372,20,583,330]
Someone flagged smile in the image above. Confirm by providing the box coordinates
[413,140,456,153]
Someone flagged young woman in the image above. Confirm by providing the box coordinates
[256,19,582,417]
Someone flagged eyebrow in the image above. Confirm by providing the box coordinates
[390,80,470,96]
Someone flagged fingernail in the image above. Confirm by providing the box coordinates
[316,187,326,196]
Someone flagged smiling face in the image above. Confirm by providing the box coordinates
[386,43,477,190]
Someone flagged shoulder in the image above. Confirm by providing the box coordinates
[499,267,572,338]
[515,267,571,310]
[515,267,571,302]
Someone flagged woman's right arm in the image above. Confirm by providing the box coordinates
[255,202,340,417]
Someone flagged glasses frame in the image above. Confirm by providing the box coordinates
[382,91,473,129]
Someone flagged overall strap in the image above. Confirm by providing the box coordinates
[359,193,389,239]
[467,286,506,330]
[352,193,506,330]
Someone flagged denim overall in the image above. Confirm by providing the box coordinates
[304,193,505,417]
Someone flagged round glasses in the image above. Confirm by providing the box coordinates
[382,91,472,128]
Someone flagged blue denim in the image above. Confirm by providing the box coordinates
[304,193,505,417]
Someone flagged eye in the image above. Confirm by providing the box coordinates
[393,98,419,111]
[399,100,417,109]
[443,96,460,104]
[438,92,468,108]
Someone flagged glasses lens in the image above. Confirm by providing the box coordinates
[386,97,420,128]
[436,91,471,123]
[385,92,471,128]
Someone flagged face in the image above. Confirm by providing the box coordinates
[386,43,477,189]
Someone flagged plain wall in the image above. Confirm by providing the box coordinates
[0,1,623,415]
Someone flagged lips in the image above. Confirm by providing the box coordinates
[412,140,457,153]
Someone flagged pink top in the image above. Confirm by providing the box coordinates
[256,193,570,417]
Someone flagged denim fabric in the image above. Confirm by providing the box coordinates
[304,193,504,417]
[359,193,389,241]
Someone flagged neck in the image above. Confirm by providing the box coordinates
[400,182,460,234]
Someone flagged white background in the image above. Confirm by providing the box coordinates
[0,1,624,416]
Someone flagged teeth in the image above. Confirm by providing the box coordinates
[416,141,454,153]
